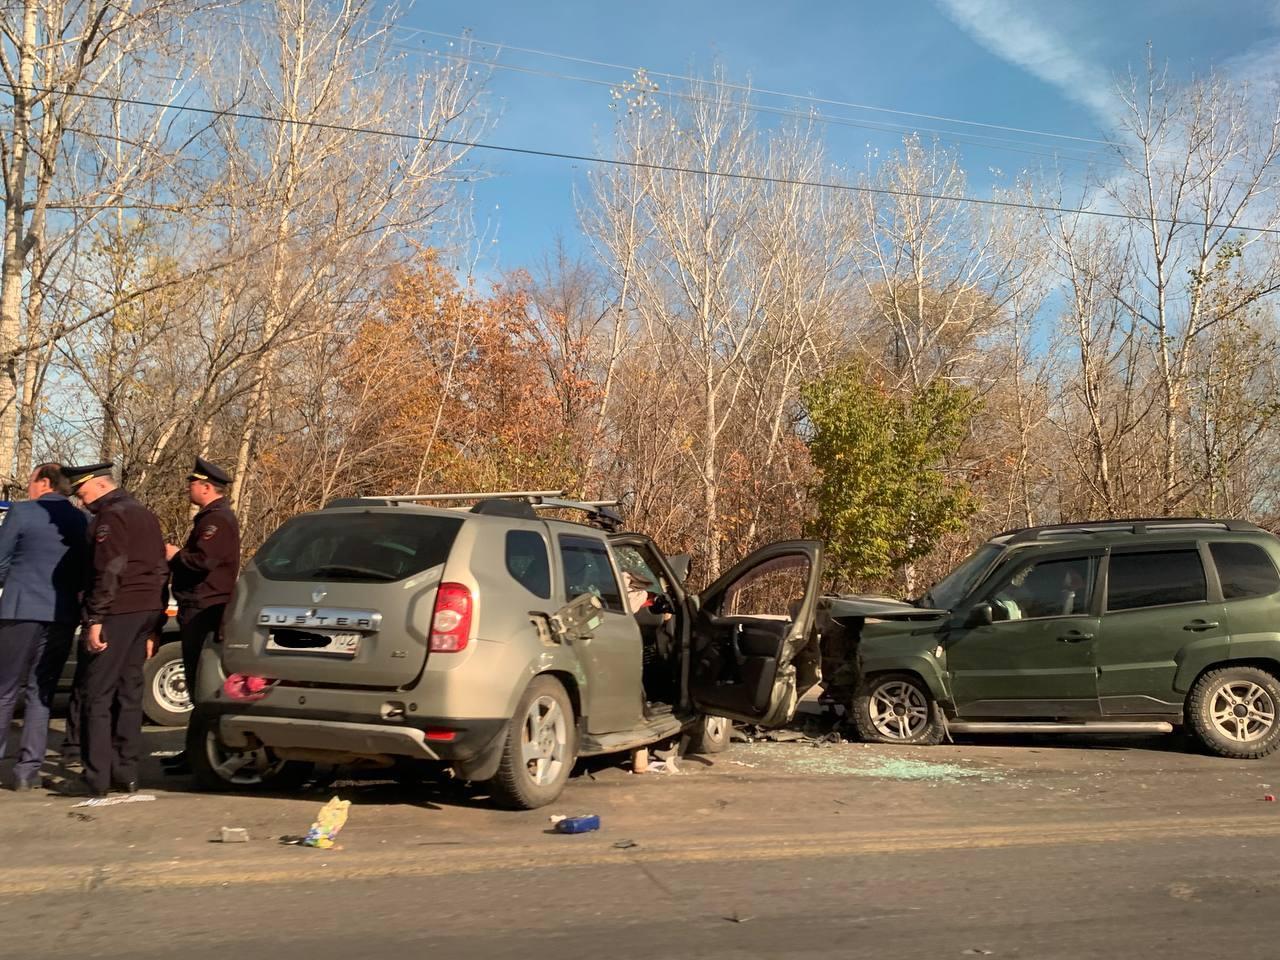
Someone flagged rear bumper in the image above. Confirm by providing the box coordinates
[215,705,506,765]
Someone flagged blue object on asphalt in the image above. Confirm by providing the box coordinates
[555,815,600,834]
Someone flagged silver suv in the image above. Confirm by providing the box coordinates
[187,492,823,808]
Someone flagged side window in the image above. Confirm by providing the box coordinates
[1210,542,1280,600]
[505,530,551,599]
[985,556,1098,622]
[718,554,812,620]
[558,535,625,614]
[1107,550,1206,611]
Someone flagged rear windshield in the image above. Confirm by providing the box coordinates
[254,512,464,583]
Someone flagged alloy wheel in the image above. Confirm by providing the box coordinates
[869,680,931,740]
[521,695,568,786]
[1210,681,1276,743]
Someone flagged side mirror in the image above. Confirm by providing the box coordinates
[965,602,993,628]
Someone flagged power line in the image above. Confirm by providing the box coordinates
[10,81,1280,237]
[211,9,1196,180]
[381,23,1120,149]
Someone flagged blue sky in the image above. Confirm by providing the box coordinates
[401,0,1280,271]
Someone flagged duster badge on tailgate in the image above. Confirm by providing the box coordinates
[258,606,382,630]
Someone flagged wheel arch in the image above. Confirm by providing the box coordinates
[1185,657,1280,704]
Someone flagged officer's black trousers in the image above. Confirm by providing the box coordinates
[79,611,156,793]
[179,603,225,702]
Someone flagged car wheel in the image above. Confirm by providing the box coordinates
[1187,666,1280,759]
[685,714,731,755]
[485,675,577,810]
[186,706,311,792]
[142,641,192,726]
[852,673,944,745]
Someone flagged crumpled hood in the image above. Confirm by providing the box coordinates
[822,594,949,624]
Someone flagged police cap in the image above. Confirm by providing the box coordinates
[63,462,113,490]
[188,456,232,486]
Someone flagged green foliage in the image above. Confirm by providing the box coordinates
[802,365,977,589]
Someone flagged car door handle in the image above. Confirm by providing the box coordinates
[1183,620,1220,632]
[1057,631,1094,643]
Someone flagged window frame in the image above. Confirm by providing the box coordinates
[504,529,552,600]
[1208,540,1280,602]
[1102,542,1213,614]
[556,533,628,615]
[977,552,1101,623]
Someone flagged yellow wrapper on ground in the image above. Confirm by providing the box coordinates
[302,797,351,848]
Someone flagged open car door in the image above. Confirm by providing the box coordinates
[689,540,823,727]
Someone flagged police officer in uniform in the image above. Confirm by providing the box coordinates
[161,456,239,774]
[56,463,167,798]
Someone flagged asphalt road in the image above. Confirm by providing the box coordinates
[3,723,1280,959]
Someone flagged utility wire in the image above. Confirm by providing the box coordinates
[8,81,1280,236]
[378,22,1119,148]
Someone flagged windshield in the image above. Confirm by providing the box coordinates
[255,512,464,583]
[921,543,1005,610]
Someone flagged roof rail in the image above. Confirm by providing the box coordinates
[379,490,566,503]
[1001,517,1264,545]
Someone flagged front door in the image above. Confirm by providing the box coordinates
[688,540,823,726]
[555,532,644,733]
[1096,542,1225,716]
[948,551,1102,718]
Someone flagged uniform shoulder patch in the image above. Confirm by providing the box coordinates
[201,523,218,540]
[95,524,110,542]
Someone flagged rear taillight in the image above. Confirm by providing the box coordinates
[429,583,473,653]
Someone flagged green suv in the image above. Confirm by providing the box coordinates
[825,519,1280,759]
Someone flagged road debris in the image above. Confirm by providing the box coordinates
[66,811,95,822]
[724,912,755,923]
[73,794,157,808]
[613,839,639,850]
[728,760,757,768]
[763,749,1002,783]
[647,759,680,774]
[300,796,351,849]
[553,814,601,834]
[962,949,994,956]
[1264,794,1276,802]
[219,827,250,843]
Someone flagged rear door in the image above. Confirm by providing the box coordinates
[688,540,823,726]
[555,532,645,734]
[1096,542,1226,716]
[947,550,1103,718]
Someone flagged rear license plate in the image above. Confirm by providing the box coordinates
[265,631,361,658]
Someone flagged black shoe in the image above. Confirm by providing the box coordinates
[159,752,187,768]
[111,780,139,795]
[51,778,107,799]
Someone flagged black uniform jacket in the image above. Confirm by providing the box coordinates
[170,496,240,612]
[83,489,168,624]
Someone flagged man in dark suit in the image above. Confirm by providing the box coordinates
[0,463,88,791]
[56,463,166,798]
[161,456,240,774]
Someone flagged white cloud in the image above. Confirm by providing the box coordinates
[937,0,1121,127]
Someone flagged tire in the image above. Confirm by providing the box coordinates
[1187,665,1280,759]
[186,706,311,792]
[685,715,731,755]
[852,673,945,746]
[485,675,577,810]
[142,641,193,727]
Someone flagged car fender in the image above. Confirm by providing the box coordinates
[1172,635,1237,693]
[857,647,950,703]
[504,646,590,724]
[1182,635,1280,689]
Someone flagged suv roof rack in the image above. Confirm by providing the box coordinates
[1000,517,1265,545]
[325,490,627,532]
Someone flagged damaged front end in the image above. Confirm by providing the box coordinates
[816,595,949,709]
